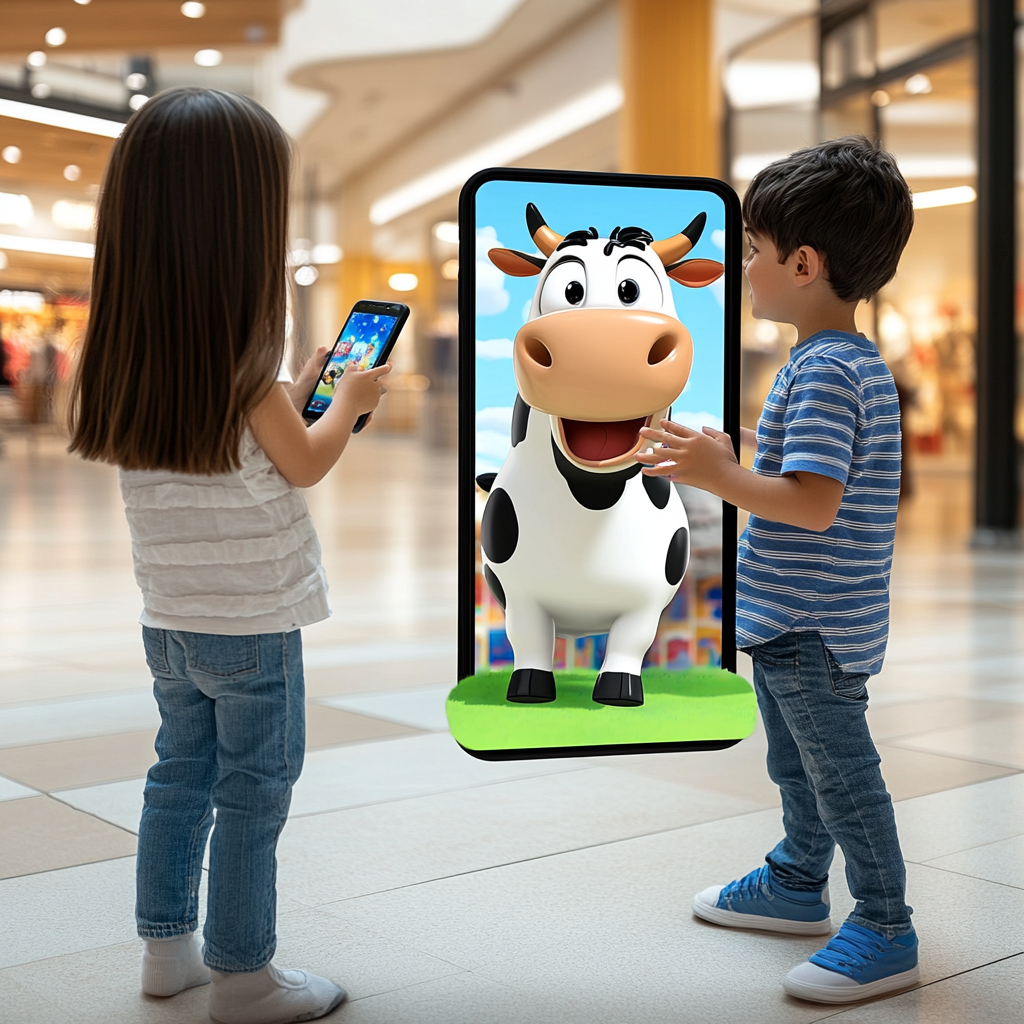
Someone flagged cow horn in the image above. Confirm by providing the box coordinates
[526,202,563,258]
[651,212,707,266]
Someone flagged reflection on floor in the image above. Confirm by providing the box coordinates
[1,434,1022,1022]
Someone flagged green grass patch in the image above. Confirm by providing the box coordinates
[446,667,757,753]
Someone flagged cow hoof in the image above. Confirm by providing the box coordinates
[592,672,644,707]
[507,668,557,703]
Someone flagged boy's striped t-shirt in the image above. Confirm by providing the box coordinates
[736,331,901,675]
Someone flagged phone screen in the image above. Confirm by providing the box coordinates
[305,311,398,416]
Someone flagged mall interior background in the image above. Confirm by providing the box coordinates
[2,3,1024,1022]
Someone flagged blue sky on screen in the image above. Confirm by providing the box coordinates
[473,178,728,474]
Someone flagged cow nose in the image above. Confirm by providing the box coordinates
[647,330,679,365]
[522,334,553,368]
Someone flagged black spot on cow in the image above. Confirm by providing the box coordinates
[481,488,518,563]
[511,394,530,447]
[483,565,506,609]
[476,473,496,493]
[665,527,690,586]
[642,473,671,509]
[551,437,641,511]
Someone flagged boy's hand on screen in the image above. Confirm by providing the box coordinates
[636,420,739,491]
[333,362,392,417]
[285,346,329,413]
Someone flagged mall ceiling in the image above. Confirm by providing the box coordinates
[0,0,282,55]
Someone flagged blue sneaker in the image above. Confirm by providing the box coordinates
[784,921,920,1003]
[692,864,831,935]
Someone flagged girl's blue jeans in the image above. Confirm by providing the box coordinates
[136,627,305,973]
[750,631,913,937]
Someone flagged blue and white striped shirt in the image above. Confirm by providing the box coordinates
[736,331,901,675]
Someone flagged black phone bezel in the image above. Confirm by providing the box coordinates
[457,166,743,759]
[301,299,410,425]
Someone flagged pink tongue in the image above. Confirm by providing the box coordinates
[562,417,646,461]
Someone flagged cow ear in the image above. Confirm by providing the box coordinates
[489,247,545,277]
[665,258,725,288]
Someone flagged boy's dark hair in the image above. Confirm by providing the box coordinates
[742,135,913,302]
[69,88,291,474]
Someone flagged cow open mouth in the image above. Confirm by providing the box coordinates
[559,415,651,465]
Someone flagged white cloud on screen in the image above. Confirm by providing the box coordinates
[476,226,510,316]
[671,409,724,433]
[476,405,513,474]
[477,338,513,359]
[711,228,725,250]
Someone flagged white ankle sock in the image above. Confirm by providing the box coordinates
[141,932,211,997]
[209,961,346,1024]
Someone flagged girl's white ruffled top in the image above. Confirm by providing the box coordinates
[119,431,329,635]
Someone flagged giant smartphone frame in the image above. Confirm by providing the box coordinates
[457,167,743,757]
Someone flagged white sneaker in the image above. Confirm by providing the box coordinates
[208,961,346,1024]
[141,932,211,997]
[784,960,920,1003]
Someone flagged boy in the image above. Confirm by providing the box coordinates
[637,136,917,1004]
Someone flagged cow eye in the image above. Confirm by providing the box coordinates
[615,257,662,310]
[539,261,587,314]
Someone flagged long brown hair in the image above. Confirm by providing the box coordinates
[69,88,291,473]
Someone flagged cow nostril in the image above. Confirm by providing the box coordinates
[523,335,553,368]
[648,333,677,365]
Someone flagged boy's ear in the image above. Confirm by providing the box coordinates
[792,244,825,286]
[488,248,545,277]
[665,258,725,288]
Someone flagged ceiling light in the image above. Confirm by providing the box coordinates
[440,259,459,280]
[2,146,22,164]
[0,98,125,138]
[0,233,94,259]
[125,72,147,91]
[294,265,319,286]
[311,243,342,264]
[871,89,890,107]
[724,61,819,110]
[52,199,95,231]
[388,272,418,291]
[129,94,149,111]
[27,51,47,68]
[63,164,82,182]
[912,185,977,210]
[44,27,67,47]
[181,1,206,16]
[0,192,33,227]
[433,221,459,244]
[31,83,52,99]
[194,49,223,67]
[370,81,624,225]
[905,73,932,95]
[74,0,92,5]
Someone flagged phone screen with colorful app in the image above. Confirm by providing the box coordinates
[304,311,400,417]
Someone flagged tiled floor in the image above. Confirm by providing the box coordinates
[1,432,1022,1022]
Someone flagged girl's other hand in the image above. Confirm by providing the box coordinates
[284,347,329,413]
[332,362,392,417]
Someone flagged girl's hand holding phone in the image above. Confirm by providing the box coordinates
[330,362,391,419]
[285,347,330,413]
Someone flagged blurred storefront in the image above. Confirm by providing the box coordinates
[724,0,1003,469]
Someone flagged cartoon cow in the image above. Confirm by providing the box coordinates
[477,203,724,707]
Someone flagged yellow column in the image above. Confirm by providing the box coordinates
[620,0,718,178]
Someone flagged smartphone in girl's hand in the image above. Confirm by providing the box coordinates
[302,299,409,431]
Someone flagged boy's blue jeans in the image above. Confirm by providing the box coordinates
[749,631,913,937]
[136,627,305,973]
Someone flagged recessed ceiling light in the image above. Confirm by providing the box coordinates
[440,259,459,281]
[2,146,22,164]
[905,73,932,95]
[63,164,82,182]
[294,265,319,286]
[388,273,418,292]
[0,192,34,228]
[44,27,67,47]
[433,221,459,244]
[125,72,147,91]
[311,244,342,264]
[74,0,92,5]
[53,199,95,231]
[181,2,206,17]
[871,89,890,107]
[194,49,222,67]
[912,185,977,210]
[31,83,52,99]
[27,51,47,68]
[128,94,149,111]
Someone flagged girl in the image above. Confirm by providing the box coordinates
[69,88,389,1024]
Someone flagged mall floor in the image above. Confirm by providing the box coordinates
[0,424,1022,1024]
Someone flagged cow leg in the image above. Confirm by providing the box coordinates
[504,597,557,703]
[592,605,662,707]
